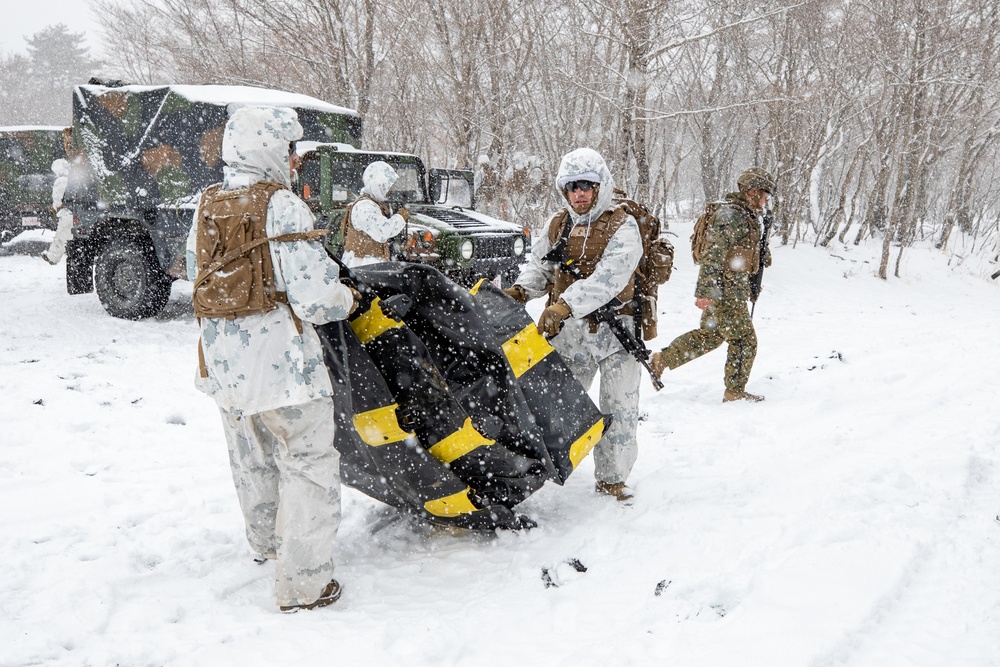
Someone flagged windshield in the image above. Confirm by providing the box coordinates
[328,156,426,205]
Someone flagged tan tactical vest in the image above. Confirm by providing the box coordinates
[192,180,327,320]
[343,194,392,260]
[546,205,638,317]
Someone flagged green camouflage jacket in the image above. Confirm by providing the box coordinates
[694,192,762,302]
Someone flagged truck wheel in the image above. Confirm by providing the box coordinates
[94,237,172,319]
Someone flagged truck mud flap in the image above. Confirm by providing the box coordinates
[65,239,95,294]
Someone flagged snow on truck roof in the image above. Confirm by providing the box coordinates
[74,84,359,117]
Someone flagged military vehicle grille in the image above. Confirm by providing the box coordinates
[474,235,515,258]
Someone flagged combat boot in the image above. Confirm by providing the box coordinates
[279,579,342,612]
[595,480,634,503]
[723,390,765,403]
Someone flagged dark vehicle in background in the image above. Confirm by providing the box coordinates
[295,143,529,288]
[0,126,69,242]
[64,82,362,319]
[62,81,527,320]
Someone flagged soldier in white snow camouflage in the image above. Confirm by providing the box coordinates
[505,148,645,502]
[186,106,357,612]
[42,157,73,264]
[342,160,410,267]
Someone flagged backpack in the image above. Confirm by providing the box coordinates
[611,189,674,339]
[611,189,674,292]
[691,201,726,264]
[192,180,328,320]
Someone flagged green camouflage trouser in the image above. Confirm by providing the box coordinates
[659,299,757,393]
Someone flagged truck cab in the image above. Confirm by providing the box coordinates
[296,143,529,288]
[0,126,69,242]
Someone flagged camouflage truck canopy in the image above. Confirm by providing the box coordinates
[70,84,362,209]
[0,126,69,239]
[64,83,363,320]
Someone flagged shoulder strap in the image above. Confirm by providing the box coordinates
[192,229,329,292]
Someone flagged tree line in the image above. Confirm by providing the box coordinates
[6,1,1000,277]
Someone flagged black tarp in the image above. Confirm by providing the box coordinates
[317,263,605,531]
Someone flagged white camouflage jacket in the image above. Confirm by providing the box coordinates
[185,106,355,415]
[516,148,643,361]
[343,160,407,268]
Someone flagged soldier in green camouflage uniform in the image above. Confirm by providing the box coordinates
[651,168,776,402]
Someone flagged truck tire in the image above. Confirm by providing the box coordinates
[93,237,173,319]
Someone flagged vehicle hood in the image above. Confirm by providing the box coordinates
[408,205,521,234]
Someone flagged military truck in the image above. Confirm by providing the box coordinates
[295,142,530,287]
[0,126,69,242]
[63,82,363,319]
[64,82,529,319]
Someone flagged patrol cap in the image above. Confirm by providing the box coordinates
[737,167,776,194]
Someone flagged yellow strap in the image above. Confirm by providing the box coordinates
[502,323,554,378]
[424,488,479,517]
[569,418,605,469]
[352,404,413,446]
[428,417,495,464]
[469,277,488,295]
[350,297,405,344]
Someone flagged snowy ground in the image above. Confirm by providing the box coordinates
[2,228,999,667]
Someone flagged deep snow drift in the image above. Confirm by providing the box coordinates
[2,229,999,667]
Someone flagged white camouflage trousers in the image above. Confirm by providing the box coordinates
[553,339,642,485]
[219,397,342,608]
[43,208,74,263]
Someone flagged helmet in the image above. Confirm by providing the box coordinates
[737,167,776,194]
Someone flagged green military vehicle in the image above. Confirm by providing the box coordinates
[64,82,363,319]
[64,82,528,320]
[295,142,530,288]
[0,126,69,242]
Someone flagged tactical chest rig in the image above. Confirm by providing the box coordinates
[546,205,639,328]
[342,194,392,261]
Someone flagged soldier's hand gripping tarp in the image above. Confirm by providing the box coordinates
[316,262,606,531]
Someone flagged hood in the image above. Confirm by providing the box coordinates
[51,158,69,177]
[361,160,398,202]
[555,147,614,225]
[221,106,303,188]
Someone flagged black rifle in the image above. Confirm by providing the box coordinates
[749,210,774,317]
[589,298,664,391]
[542,218,664,391]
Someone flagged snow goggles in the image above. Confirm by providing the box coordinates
[564,180,597,193]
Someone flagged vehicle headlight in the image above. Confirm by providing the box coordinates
[513,236,525,256]
[460,239,474,260]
